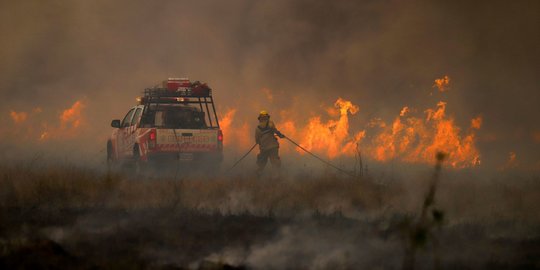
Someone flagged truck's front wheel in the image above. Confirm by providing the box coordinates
[107,141,116,170]
[132,144,145,175]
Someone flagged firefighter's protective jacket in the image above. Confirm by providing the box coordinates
[255,120,280,151]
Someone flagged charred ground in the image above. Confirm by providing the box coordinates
[0,162,538,269]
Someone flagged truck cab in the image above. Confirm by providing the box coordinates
[107,78,223,171]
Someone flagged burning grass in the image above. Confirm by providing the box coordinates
[0,162,539,269]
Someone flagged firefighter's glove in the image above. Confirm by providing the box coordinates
[276,131,285,138]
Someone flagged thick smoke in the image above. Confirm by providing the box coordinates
[0,0,539,170]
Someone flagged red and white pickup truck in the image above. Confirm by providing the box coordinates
[107,78,223,171]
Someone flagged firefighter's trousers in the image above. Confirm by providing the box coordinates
[256,147,281,177]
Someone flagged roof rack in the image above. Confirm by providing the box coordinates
[139,79,220,128]
[144,85,211,99]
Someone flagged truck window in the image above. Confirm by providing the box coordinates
[141,106,207,129]
[121,109,135,128]
[131,108,142,126]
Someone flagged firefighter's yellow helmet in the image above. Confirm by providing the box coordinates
[258,110,270,119]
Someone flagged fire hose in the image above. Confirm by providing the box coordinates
[283,136,356,178]
[227,135,356,178]
[226,142,258,172]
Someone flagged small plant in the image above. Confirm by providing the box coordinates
[401,152,447,270]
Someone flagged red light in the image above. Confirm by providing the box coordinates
[148,129,157,149]
[218,130,223,142]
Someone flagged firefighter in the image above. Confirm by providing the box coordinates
[255,110,285,177]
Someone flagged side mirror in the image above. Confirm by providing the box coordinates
[111,119,121,128]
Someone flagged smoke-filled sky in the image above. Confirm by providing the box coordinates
[1,0,539,170]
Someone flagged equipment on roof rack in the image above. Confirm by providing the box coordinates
[145,78,212,98]
[139,78,220,128]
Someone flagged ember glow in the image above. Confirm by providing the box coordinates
[9,111,28,124]
[399,106,410,117]
[433,75,450,92]
[471,116,483,130]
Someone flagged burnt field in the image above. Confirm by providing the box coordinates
[0,162,539,269]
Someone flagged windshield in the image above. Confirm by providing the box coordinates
[140,106,207,129]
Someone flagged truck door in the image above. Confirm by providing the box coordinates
[127,107,143,157]
[118,108,135,158]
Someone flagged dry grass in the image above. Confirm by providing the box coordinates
[0,161,539,269]
[0,162,390,216]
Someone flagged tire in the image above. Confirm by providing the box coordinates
[132,144,145,175]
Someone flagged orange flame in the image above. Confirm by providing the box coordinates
[9,111,27,124]
[219,76,482,168]
[433,75,450,92]
[294,98,365,159]
[220,109,236,146]
[399,106,409,117]
[5,101,85,142]
[5,108,45,140]
[368,101,481,168]
[219,108,253,149]
[220,95,481,168]
[236,122,252,150]
[38,100,86,141]
[471,116,482,129]
[60,101,84,129]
